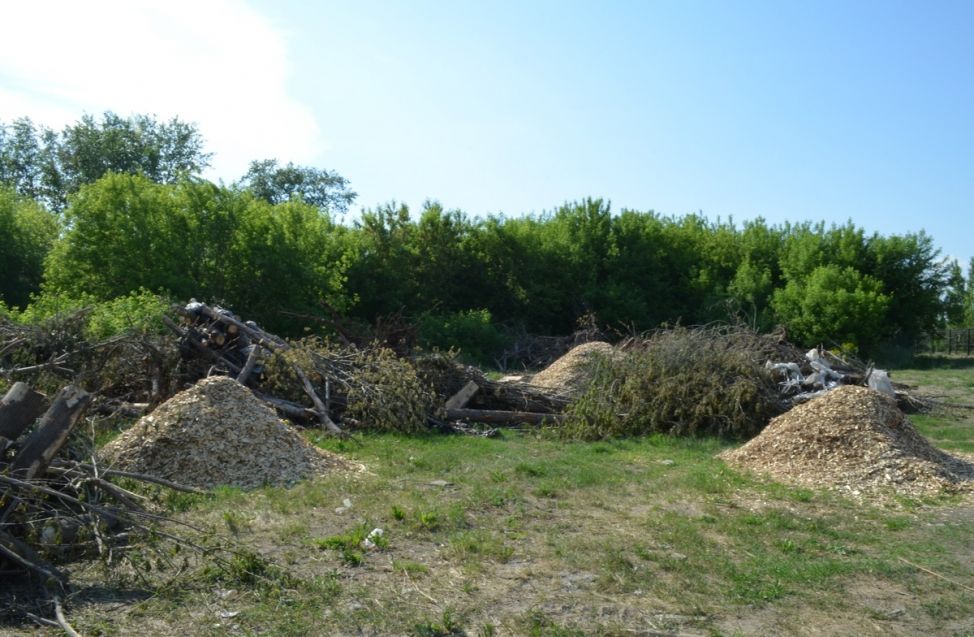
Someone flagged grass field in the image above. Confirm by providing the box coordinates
[9,363,974,636]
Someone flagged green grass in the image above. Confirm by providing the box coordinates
[892,364,974,453]
[60,364,974,636]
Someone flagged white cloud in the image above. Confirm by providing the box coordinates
[0,0,318,181]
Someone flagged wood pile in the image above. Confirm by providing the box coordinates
[99,376,357,490]
[414,353,570,429]
[164,303,574,432]
[165,301,346,435]
[0,381,205,606]
[720,385,974,499]
[528,341,618,396]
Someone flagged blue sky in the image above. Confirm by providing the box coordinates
[2,1,972,268]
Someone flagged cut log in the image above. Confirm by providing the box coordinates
[9,386,91,480]
[445,381,480,410]
[191,304,288,350]
[445,408,566,425]
[237,345,262,384]
[292,365,343,435]
[254,392,318,421]
[0,382,47,440]
[163,316,242,374]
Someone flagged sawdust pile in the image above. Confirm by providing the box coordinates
[721,385,974,498]
[529,341,617,395]
[100,376,354,490]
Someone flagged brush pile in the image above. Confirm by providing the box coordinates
[720,385,974,498]
[0,380,206,599]
[563,326,791,440]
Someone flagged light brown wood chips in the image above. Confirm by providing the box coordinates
[720,385,974,499]
[99,376,354,490]
[529,341,616,395]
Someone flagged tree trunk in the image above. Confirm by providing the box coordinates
[8,386,91,480]
[0,382,47,440]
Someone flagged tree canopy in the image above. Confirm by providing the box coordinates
[2,113,967,359]
[0,112,211,211]
[237,159,356,212]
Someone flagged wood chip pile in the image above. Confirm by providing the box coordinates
[721,385,974,499]
[99,376,354,489]
[528,341,617,395]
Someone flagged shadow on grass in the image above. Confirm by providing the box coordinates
[0,581,152,629]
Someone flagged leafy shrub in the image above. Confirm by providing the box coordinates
[564,326,784,440]
[418,309,506,365]
[7,290,95,325]
[262,337,437,433]
[8,288,168,339]
[85,289,170,339]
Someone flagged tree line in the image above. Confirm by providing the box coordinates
[2,113,971,360]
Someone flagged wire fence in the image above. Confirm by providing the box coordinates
[914,328,974,356]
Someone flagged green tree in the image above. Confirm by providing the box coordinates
[771,264,891,351]
[342,201,418,321]
[43,173,188,298]
[221,196,352,332]
[42,173,351,333]
[0,188,60,308]
[966,258,974,327]
[724,218,782,329]
[237,159,356,212]
[943,260,967,327]
[864,231,947,342]
[727,257,775,329]
[410,201,485,311]
[0,113,210,211]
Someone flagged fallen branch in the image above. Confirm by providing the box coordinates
[52,461,208,495]
[445,408,566,425]
[237,345,262,384]
[0,529,66,586]
[444,381,479,410]
[254,393,318,422]
[8,386,91,480]
[898,557,974,594]
[53,595,82,637]
[292,364,343,436]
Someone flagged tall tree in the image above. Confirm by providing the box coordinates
[237,159,356,212]
[943,260,966,327]
[0,118,51,201]
[0,112,211,210]
[864,231,947,342]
